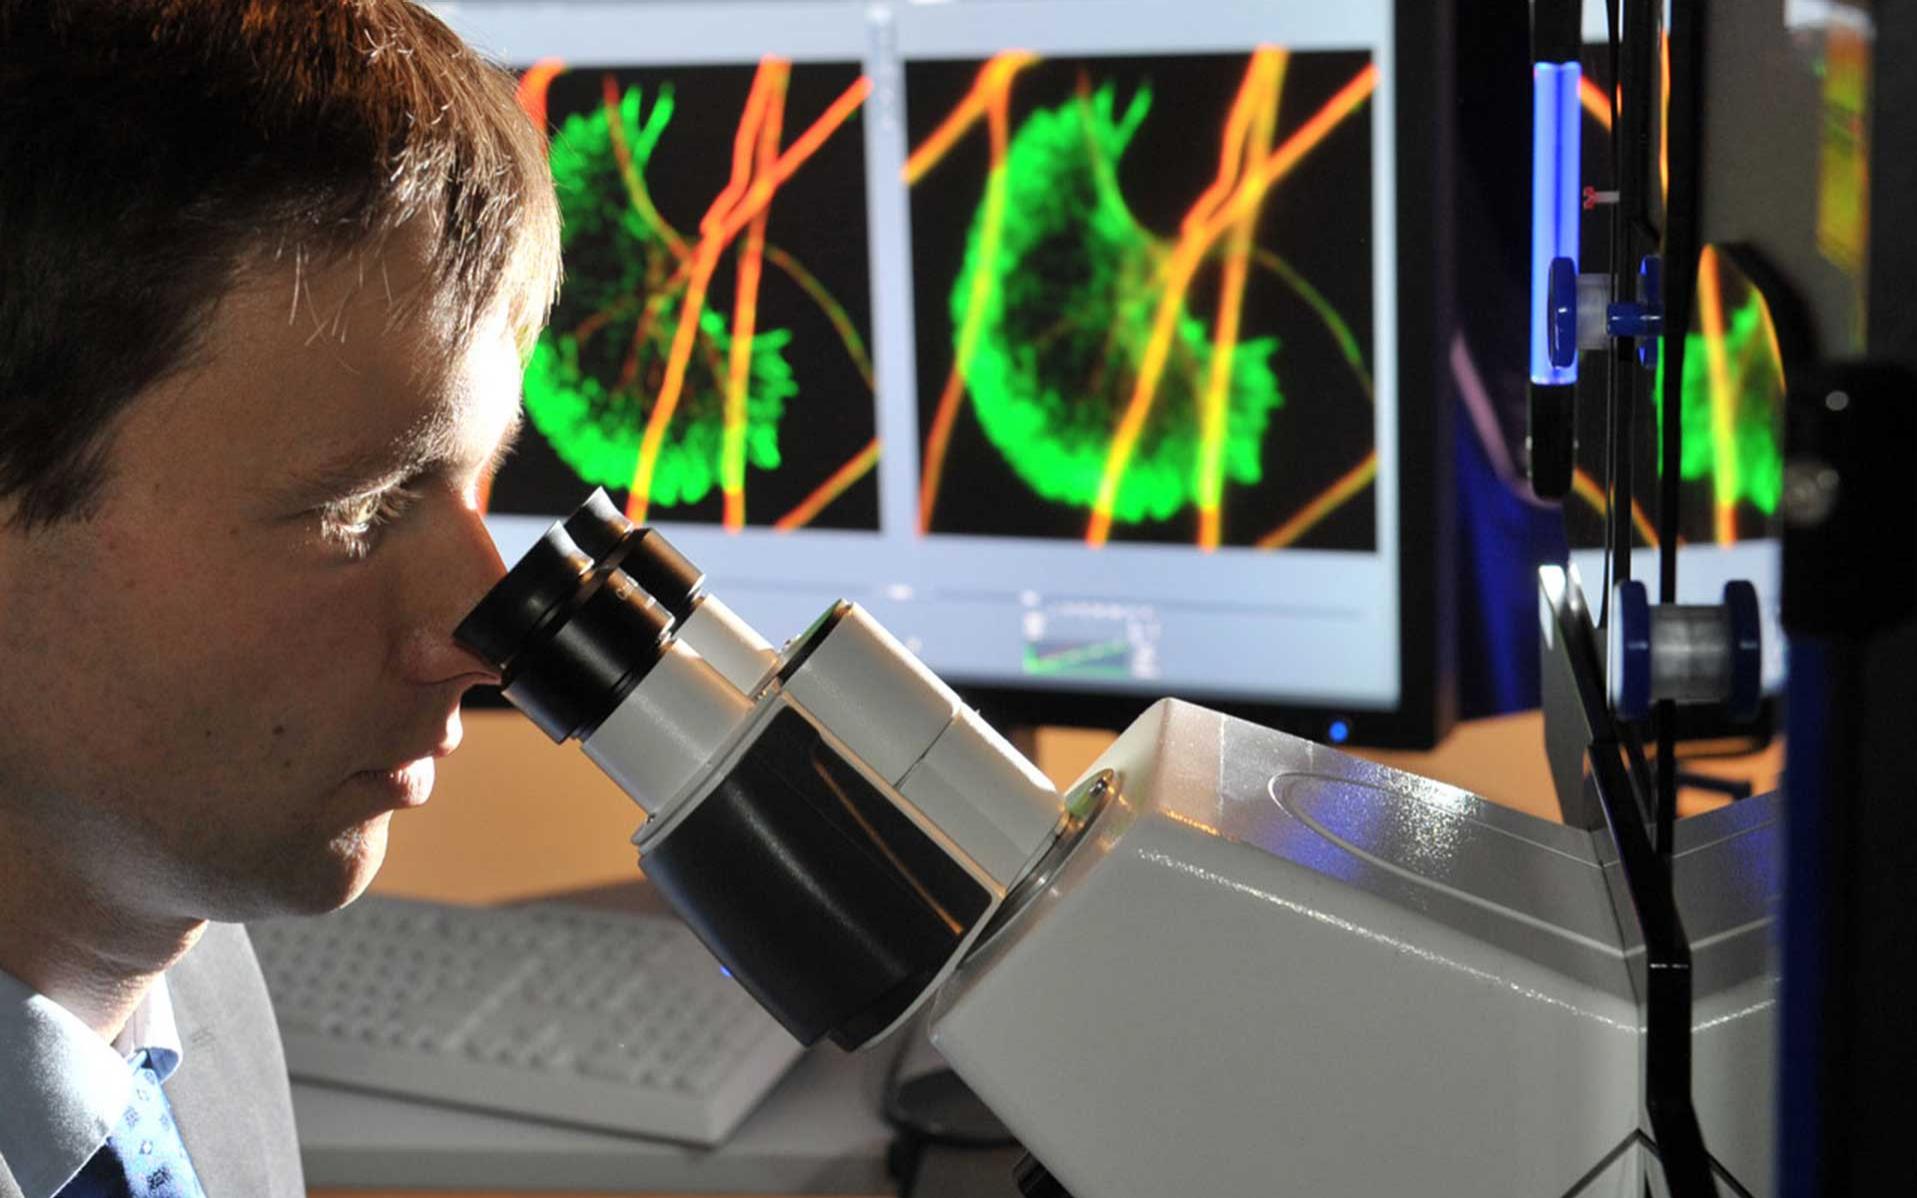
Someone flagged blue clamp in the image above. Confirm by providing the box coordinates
[1606,302,1663,338]
[1606,255,1664,369]
[1608,580,1653,721]
[1548,257,1579,370]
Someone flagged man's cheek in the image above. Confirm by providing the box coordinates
[154,636,339,767]
[223,582,384,692]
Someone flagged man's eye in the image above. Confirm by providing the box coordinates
[319,482,421,557]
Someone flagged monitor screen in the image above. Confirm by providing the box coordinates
[439,0,1451,745]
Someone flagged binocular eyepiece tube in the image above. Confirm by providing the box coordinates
[455,491,1065,1050]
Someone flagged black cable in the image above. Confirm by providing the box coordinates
[1656,0,1709,866]
[880,1019,919,1122]
[880,1035,1014,1148]
[1597,0,1625,632]
[1709,1152,1759,1198]
[1633,1130,1761,1198]
[881,1032,935,1198]
[881,1019,1017,1198]
[1558,1129,1644,1197]
[1563,1131,1758,1198]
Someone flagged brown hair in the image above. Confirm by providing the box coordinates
[0,0,561,529]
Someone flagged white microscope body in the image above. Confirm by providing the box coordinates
[456,493,1777,1197]
[927,699,1776,1196]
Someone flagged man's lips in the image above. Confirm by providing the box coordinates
[353,716,460,806]
[352,757,436,808]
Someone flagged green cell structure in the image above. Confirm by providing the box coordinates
[1654,292,1785,517]
[526,83,797,509]
[954,83,1284,526]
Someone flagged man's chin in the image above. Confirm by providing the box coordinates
[310,811,392,911]
[237,812,392,919]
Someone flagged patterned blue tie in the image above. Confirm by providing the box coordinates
[59,1050,208,1198]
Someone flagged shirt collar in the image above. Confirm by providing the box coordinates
[116,973,182,1083]
[0,966,183,1198]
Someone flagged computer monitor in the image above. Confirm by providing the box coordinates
[439,0,1454,747]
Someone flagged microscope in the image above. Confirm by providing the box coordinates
[454,488,1778,1197]
[439,0,1917,1189]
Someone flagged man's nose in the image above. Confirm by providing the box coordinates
[398,502,509,687]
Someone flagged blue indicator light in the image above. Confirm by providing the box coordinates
[1328,719,1351,744]
[719,965,733,979]
[1530,62,1582,386]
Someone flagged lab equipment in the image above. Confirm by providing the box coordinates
[453,494,1779,1195]
[424,1,1915,1191]
[248,894,803,1143]
[1524,0,1580,499]
[1525,1,1917,1192]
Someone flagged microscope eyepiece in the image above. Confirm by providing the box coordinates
[455,511,674,743]
[614,528,705,623]
[557,489,706,624]
[560,488,631,562]
[454,526,594,672]
[498,567,673,742]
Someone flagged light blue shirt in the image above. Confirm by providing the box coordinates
[0,967,182,1198]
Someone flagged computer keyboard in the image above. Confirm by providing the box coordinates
[248,893,804,1145]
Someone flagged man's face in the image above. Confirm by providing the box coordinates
[0,248,524,922]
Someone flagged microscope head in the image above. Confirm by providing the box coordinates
[455,491,1066,1048]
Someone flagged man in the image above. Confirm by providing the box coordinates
[0,3,561,1194]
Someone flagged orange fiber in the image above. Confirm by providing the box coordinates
[776,439,881,531]
[625,64,779,521]
[904,53,1039,185]
[917,59,1029,532]
[1089,63,1375,546]
[723,67,790,530]
[1570,467,1661,548]
[1254,451,1377,550]
[1696,246,1739,544]
[516,58,566,134]
[1196,49,1285,550]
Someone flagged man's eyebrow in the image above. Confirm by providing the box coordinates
[285,438,433,505]
[283,406,525,507]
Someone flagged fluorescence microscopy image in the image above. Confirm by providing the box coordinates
[1567,253,1786,552]
[1652,247,1786,545]
[1567,51,1786,551]
[486,58,879,531]
[907,48,1379,549]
